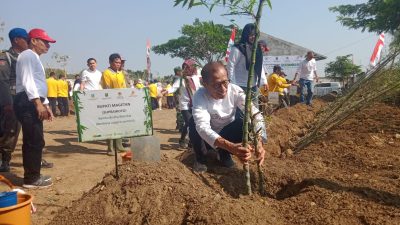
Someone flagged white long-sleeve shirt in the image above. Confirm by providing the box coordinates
[296,58,317,80]
[192,83,267,148]
[167,74,202,110]
[16,49,48,104]
[227,47,267,88]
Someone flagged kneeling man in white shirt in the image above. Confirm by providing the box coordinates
[189,62,267,173]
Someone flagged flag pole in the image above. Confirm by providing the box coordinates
[369,32,385,67]
[146,39,151,82]
[225,26,236,63]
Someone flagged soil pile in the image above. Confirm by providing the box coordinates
[49,160,282,225]
[263,102,400,225]
[50,101,400,225]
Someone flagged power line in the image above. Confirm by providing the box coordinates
[323,35,375,56]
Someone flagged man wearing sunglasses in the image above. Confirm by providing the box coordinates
[189,62,267,173]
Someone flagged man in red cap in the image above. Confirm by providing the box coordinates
[14,28,56,188]
[0,28,29,172]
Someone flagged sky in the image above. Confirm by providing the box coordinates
[0,0,390,78]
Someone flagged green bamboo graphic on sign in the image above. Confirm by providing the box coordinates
[73,91,85,142]
[143,88,153,135]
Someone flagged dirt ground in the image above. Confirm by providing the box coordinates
[1,99,399,224]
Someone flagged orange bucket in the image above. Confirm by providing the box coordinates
[0,193,33,225]
[0,175,33,225]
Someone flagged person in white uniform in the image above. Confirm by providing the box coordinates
[227,23,268,107]
[293,51,319,106]
[189,62,267,173]
[165,59,202,148]
[15,28,56,188]
[80,58,102,91]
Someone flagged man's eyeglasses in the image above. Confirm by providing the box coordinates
[211,79,230,89]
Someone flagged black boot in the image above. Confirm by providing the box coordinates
[0,152,11,172]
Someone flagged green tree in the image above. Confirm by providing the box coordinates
[325,55,362,87]
[152,18,234,66]
[330,0,400,49]
[44,68,66,78]
[0,20,5,45]
[125,69,147,81]
[174,0,272,195]
[52,52,70,76]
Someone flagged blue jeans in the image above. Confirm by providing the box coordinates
[299,79,313,105]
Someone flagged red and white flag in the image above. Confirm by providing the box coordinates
[225,27,236,62]
[370,32,385,67]
[146,39,151,80]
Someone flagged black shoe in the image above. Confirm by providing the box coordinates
[193,161,207,173]
[179,139,188,148]
[41,159,54,168]
[23,175,53,189]
[0,161,10,172]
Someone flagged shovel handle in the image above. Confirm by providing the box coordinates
[0,175,15,189]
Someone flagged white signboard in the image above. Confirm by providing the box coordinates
[73,88,152,142]
[263,55,304,80]
[289,86,298,96]
[268,92,280,105]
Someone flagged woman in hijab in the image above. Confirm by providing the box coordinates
[227,23,268,106]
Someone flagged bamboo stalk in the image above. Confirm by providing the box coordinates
[310,54,397,133]
[295,55,400,153]
[250,108,266,195]
[241,0,266,196]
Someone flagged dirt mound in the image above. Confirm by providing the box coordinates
[50,159,282,225]
[50,101,400,225]
[265,99,326,157]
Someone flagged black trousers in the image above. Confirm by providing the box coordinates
[180,109,192,142]
[14,92,45,183]
[151,97,158,110]
[48,97,57,116]
[167,96,175,109]
[188,113,243,164]
[57,97,69,116]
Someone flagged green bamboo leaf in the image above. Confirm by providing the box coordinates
[173,0,182,7]
[192,1,203,7]
[188,0,197,8]
[265,0,272,9]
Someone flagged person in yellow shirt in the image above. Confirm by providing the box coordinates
[267,65,291,95]
[101,53,128,156]
[46,72,58,116]
[267,65,292,107]
[148,80,158,110]
[57,74,69,116]
[101,55,126,89]
[165,82,175,109]
[135,79,144,89]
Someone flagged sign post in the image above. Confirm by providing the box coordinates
[73,88,153,179]
[73,88,152,142]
